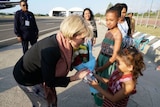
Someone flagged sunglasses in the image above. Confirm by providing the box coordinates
[22,4,28,7]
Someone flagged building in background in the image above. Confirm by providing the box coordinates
[49,7,83,17]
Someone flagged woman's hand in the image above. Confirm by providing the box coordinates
[43,83,57,106]
[77,69,90,79]
[70,69,90,81]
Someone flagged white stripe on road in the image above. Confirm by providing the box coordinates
[0,26,59,43]
[0,28,13,32]
[0,37,17,43]
[0,24,13,27]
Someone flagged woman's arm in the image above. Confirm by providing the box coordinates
[70,69,90,81]
[53,69,90,87]
[41,47,60,87]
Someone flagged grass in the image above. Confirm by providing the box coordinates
[136,25,160,37]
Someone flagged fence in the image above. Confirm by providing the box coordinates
[135,13,160,28]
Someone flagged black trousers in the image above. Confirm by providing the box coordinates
[22,38,37,54]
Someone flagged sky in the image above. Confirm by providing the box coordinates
[0,0,160,14]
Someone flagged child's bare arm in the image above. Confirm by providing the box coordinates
[90,80,134,103]
[93,73,109,84]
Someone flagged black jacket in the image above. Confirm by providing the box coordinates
[14,10,39,41]
[13,35,70,87]
[125,17,131,36]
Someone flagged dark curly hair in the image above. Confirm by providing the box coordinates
[82,8,94,21]
[118,46,145,81]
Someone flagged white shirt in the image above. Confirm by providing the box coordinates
[118,20,129,38]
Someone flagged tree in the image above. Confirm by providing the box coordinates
[107,3,113,10]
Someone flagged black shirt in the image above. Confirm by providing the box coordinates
[14,10,39,40]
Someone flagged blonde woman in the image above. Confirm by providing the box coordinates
[13,15,92,107]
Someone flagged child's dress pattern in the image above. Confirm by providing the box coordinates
[103,70,135,107]
[97,31,116,90]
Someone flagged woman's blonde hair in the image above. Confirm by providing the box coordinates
[60,15,93,39]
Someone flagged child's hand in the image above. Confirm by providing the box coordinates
[95,66,103,72]
[88,79,99,88]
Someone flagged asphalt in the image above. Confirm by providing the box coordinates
[0,22,160,107]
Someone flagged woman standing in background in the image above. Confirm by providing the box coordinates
[115,3,133,48]
[128,12,135,34]
[82,8,98,45]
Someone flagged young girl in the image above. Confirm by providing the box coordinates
[95,6,122,90]
[89,46,145,107]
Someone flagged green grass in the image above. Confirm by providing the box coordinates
[135,25,160,37]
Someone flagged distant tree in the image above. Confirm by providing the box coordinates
[7,13,14,15]
[35,14,48,16]
[102,2,113,14]
[134,12,138,16]
[95,13,103,17]
[94,13,99,17]
[107,3,113,10]
[0,13,6,15]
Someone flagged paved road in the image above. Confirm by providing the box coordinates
[0,22,160,107]
[0,17,63,48]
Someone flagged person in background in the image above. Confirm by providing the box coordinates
[13,15,92,107]
[82,8,98,45]
[94,6,122,106]
[89,46,145,107]
[128,12,135,34]
[115,3,131,38]
[115,3,133,48]
[14,0,39,54]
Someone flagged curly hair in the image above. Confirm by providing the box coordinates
[118,46,145,81]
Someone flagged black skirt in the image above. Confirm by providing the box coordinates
[13,56,42,86]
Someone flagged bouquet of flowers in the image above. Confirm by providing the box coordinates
[72,40,98,94]
[72,44,89,67]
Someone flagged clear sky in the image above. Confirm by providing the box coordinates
[1,0,160,14]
